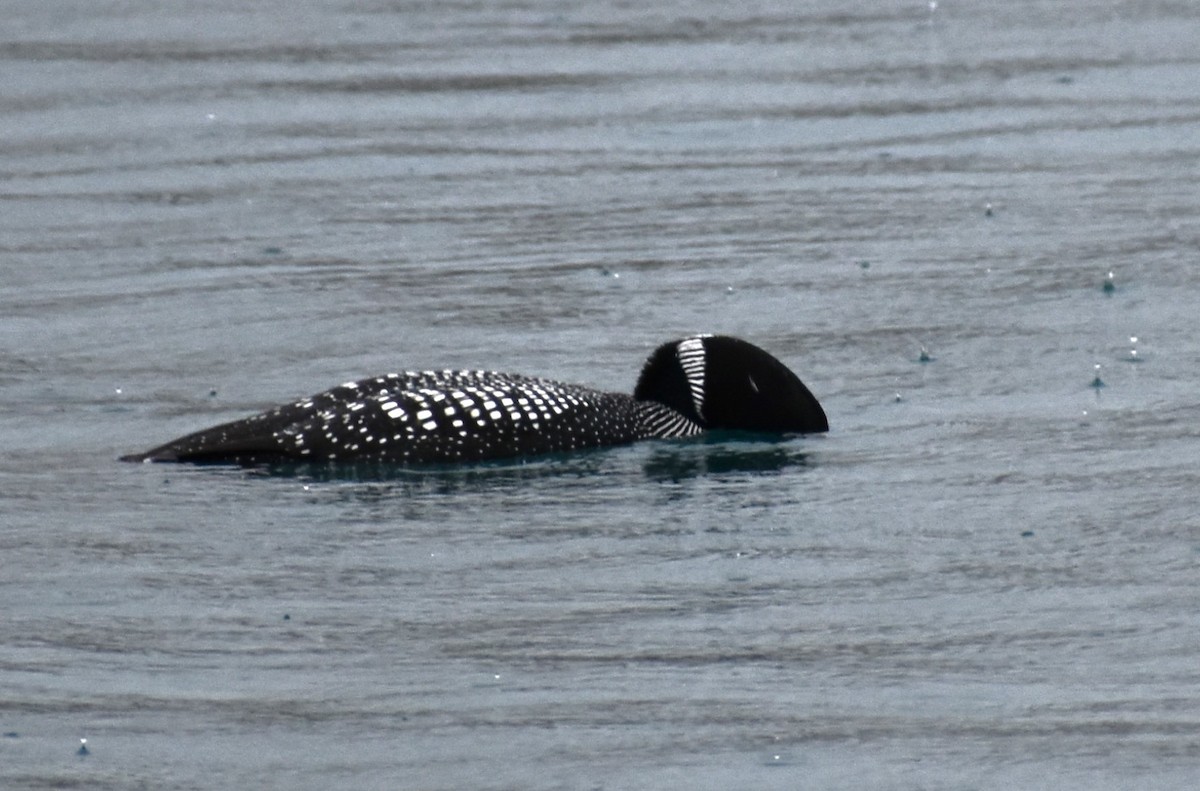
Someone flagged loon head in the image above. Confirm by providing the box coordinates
[633,335,828,434]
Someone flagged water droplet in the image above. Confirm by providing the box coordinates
[1126,336,1142,363]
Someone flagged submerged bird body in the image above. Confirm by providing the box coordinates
[121,335,827,466]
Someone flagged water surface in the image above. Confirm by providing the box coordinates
[3,1,1200,788]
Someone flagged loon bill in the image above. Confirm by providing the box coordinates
[120,335,828,466]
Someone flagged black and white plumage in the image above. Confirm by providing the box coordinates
[120,335,828,466]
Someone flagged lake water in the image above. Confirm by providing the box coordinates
[3,1,1200,788]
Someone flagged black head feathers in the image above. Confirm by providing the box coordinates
[633,335,828,434]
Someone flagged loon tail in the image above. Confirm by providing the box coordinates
[119,406,307,463]
[119,436,277,463]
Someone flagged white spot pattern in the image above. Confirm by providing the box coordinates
[218,369,695,464]
[132,358,706,465]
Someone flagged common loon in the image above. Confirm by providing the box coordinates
[120,335,828,466]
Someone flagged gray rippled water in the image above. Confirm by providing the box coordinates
[3,1,1200,788]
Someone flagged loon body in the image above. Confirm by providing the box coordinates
[121,335,827,466]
